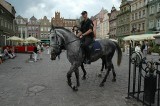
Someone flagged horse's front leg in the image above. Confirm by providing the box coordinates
[67,64,79,91]
[81,63,87,80]
[75,68,80,87]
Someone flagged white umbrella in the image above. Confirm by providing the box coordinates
[25,37,40,43]
[7,36,24,42]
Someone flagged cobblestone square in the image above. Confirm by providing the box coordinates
[1,51,157,106]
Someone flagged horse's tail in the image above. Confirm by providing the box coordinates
[112,41,122,66]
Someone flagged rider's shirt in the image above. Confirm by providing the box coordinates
[80,18,94,38]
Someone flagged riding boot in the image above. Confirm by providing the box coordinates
[84,49,91,64]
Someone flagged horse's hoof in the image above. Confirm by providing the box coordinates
[99,83,104,87]
[112,79,116,82]
[72,86,78,91]
[77,83,80,87]
[98,74,102,77]
[82,76,86,80]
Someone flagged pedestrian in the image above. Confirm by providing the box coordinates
[33,46,38,62]
[46,45,50,54]
[135,43,141,53]
[143,41,148,59]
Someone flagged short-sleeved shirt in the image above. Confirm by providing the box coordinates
[80,18,94,38]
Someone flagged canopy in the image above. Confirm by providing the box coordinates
[25,37,40,43]
[123,34,155,41]
[153,33,160,38]
[7,36,24,42]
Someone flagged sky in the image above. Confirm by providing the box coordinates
[6,0,121,19]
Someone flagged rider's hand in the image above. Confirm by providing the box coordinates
[80,35,83,39]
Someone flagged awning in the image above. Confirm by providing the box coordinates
[123,34,156,41]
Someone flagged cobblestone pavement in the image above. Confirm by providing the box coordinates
[0,50,159,106]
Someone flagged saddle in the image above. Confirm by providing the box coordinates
[89,41,102,54]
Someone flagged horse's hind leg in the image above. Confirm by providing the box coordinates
[99,61,111,87]
[98,58,106,77]
[81,63,87,80]
[111,62,116,82]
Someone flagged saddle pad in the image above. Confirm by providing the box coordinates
[91,41,102,52]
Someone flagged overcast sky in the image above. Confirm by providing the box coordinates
[6,0,121,20]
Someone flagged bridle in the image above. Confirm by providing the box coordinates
[50,28,79,56]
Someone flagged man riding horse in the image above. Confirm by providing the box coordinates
[77,11,94,64]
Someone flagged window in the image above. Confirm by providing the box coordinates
[150,5,155,14]
[138,24,141,30]
[135,13,138,20]
[0,18,3,26]
[41,27,43,31]
[143,10,145,17]
[149,20,154,28]
[157,3,160,12]
[48,27,50,31]
[5,21,7,27]
[157,19,160,29]
[139,11,141,19]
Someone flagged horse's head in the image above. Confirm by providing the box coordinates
[49,25,64,60]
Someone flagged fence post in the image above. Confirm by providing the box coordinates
[127,43,131,99]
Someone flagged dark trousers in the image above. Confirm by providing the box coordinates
[81,37,93,59]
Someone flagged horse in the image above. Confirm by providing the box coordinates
[50,25,122,91]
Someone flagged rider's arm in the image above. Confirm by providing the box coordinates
[76,31,82,37]
[82,29,93,36]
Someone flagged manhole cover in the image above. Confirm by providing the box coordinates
[12,67,22,69]
[28,85,46,93]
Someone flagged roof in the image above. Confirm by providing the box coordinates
[16,15,23,19]
[30,16,37,20]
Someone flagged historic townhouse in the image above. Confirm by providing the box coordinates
[130,0,148,35]
[116,0,132,40]
[109,6,119,39]
[39,16,51,43]
[0,0,16,46]
[91,8,109,39]
[15,15,28,39]
[147,0,160,33]
[27,16,40,39]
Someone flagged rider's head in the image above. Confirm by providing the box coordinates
[81,11,88,20]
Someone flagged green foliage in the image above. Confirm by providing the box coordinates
[150,45,160,54]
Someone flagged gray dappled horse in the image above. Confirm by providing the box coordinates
[50,26,122,91]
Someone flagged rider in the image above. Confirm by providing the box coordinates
[77,11,94,64]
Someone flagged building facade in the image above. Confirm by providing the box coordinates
[147,0,160,33]
[51,12,77,31]
[39,16,51,43]
[92,8,109,39]
[109,6,119,39]
[27,16,40,38]
[116,0,132,39]
[15,15,28,39]
[0,0,16,46]
[130,0,148,35]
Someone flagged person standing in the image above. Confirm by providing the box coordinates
[143,41,148,59]
[33,46,38,62]
[76,11,94,64]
